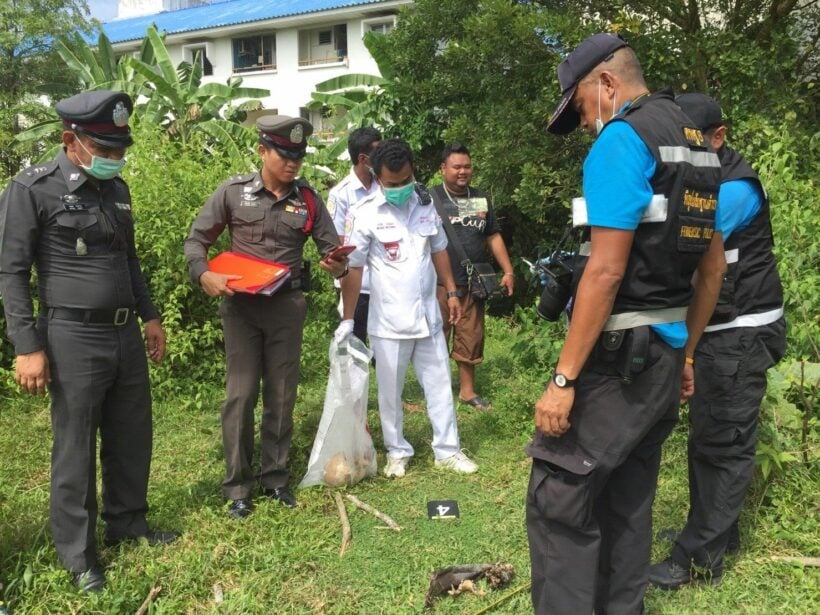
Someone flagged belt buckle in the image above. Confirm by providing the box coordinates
[114,308,130,326]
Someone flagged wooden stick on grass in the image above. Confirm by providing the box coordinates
[345,494,402,531]
[334,491,352,557]
[135,586,162,615]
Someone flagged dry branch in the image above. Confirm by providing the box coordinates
[334,491,352,557]
[135,586,162,615]
[345,494,401,531]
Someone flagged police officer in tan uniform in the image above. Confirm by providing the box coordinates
[0,90,177,593]
[185,115,347,518]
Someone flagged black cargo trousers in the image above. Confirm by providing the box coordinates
[527,327,683,615]
[672,317,786,575]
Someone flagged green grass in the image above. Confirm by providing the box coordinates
[0,316,817,614]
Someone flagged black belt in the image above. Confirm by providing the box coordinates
[48,307,134,326]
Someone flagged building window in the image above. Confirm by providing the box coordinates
[298,24,348,67]
[184,45,213,76]
[362,16,396,37]
[232,34,276,73]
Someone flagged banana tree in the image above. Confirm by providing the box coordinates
[16,26,268,161]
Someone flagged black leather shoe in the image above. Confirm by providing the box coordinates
[105,528,179,547]
[72,566,106,593]
[227,498,254,519]
[648,559,722,590]
[263,487,297,508]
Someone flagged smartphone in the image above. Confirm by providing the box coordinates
[325,245,356,261]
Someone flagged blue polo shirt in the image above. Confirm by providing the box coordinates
[716,179,762,240]
[581,118,727,348]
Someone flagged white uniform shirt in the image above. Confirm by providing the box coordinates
[346,190,448,339]
[327,167,379,293]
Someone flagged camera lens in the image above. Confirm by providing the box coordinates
[537,275,572,321]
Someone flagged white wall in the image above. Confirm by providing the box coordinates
[165,15,392,118]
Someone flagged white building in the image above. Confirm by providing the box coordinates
[100,0,411,130]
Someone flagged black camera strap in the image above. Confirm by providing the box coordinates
[429,187,479,274]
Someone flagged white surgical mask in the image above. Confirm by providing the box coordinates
[595,80,617,136]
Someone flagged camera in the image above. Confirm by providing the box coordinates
[525,251,576,321]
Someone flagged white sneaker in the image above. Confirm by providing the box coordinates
[435,451,478,474]
[383,456,411,478]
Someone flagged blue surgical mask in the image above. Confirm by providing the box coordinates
[382,181,415,207]
[76,136,126,180]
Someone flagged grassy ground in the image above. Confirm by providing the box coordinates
[0,316,817,614]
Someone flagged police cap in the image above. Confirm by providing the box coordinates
[547,33,630,135]
[257,115,313,159]
[676,93,723,132]
[56,90,134,148]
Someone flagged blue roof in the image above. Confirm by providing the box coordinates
[98,0,391,44]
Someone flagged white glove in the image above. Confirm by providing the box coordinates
[334,319,355,345]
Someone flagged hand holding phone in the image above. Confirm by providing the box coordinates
[325,245,356,262]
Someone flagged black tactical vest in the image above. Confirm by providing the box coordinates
[709,146,783,325]
[572,89,721,315]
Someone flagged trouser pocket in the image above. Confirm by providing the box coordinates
[529,458,595,528]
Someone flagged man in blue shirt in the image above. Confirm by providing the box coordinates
[649,93,786,589]
[526,34,726,614]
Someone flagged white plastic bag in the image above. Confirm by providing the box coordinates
[298,334,377,488]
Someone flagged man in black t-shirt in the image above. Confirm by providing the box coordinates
[432,143,514,411]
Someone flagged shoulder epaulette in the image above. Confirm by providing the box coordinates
[15,160,59,187]
[225,172,256,186]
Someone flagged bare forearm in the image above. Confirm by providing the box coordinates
[685,234,727,357]
[487,233,513,274]
[340,267,363,320]
[432,250,457,292]
[557,267,621,378]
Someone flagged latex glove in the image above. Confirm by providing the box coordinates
[334,319,355,345]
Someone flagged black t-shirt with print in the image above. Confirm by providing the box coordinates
[431,184,501,287]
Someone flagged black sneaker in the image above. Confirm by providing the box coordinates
[227,498,254,519]
[72,566,106,593]
[648,559,722,590]
[263,487,297,508]
[105,528,179,547]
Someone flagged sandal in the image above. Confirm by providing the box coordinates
[459,396,492,411]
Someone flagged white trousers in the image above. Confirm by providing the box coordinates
[370,333,460,460]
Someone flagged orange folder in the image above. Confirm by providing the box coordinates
[208,251,291,295]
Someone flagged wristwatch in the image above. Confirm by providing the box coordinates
[334,263,350,279]
[551,371,577,389]
[446,290,459,299]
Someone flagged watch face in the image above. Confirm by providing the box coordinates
[554,373,567,387]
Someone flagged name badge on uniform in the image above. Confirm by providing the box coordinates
[61,194,86,212]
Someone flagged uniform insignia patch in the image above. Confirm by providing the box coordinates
[290,124,303,143]
[284,204,307,216]
[326,194,336,215]
[344,218,353,237]
[26,166,48,177]
[383,241,401,261]
[69,172,81,181]
[683,126,705,148]
[115,202,131,211]
[112,101,130,127]
[61,194,79,204]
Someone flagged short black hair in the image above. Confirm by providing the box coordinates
[370,138,414,176]
[441,142,470,163]
[347,126,382,163]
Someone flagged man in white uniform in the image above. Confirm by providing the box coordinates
[328,127,381,343]
[338,138,478,477]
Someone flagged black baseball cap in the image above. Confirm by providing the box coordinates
[547,33,630,135]
[55,90,134,148]
[676,93,723,131]
[256,114,313,160]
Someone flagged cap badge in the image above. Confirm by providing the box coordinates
[290,124,303,143]
[112,101,130,128]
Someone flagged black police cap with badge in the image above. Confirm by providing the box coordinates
[55,90,134,149]
[257,115,313,160]
[547,32,630,135]
[675,93,724,132]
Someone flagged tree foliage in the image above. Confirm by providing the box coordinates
[0,0,93,174]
